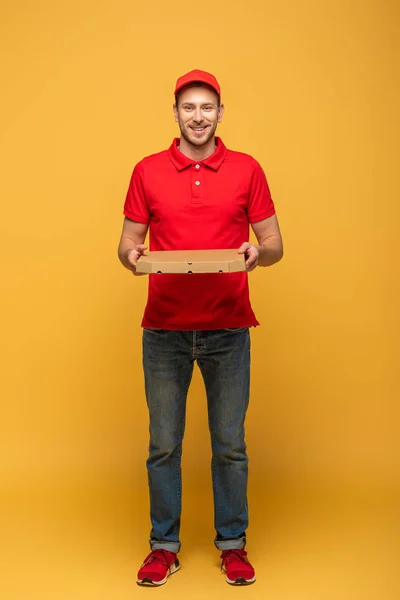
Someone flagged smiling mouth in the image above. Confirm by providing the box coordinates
[190,126,207,132]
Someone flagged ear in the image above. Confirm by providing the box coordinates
[173,103,179,123]
[217,103,225,124]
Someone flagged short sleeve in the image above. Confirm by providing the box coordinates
[123,162,151,224]
[247,159,276,223]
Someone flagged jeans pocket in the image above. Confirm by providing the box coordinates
[223,327,249,333]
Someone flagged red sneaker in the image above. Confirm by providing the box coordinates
[221,549,256,585]
[137,549,180,586]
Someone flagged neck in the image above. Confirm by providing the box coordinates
[178,136,217,161]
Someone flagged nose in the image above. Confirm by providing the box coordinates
[192,108,203,123]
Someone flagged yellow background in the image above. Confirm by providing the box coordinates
[1,1,398,598]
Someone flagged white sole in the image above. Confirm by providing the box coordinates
[222,564,256,585]
[137,561,180,586]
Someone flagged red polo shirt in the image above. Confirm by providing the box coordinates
[123,137,275,330]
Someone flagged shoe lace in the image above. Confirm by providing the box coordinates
[221,549,248,569]
[142,549,171,568]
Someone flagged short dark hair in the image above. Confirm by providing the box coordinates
[175,82,221,107]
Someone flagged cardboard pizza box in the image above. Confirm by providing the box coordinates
[136,249,246,274]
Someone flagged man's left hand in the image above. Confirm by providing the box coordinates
[238,242,259,272]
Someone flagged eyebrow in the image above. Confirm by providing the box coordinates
[181,102,216,107]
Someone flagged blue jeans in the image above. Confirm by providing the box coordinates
[142,327,251,553]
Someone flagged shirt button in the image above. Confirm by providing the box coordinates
[195,164,200,169]
[195,180,200,185]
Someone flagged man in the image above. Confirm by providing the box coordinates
[118,69,283,587]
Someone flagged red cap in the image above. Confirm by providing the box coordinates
[174,69,221,98]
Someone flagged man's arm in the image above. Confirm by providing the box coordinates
[118,217,149,275]
[252,214,283,266]
[238,214,284,271]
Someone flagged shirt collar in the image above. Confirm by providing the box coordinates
[168,137,228,171]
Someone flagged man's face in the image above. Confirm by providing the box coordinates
[173,85,224,147]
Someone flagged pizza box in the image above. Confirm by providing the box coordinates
[136,249,245,274]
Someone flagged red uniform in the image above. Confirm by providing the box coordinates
[124,137,275,330]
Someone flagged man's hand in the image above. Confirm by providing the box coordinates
[126,244,148,275]
[118,218,149,275]
[238,242,259,272]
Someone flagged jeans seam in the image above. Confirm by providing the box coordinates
[173,367,192,536]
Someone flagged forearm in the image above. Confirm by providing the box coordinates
[255,238,284,267]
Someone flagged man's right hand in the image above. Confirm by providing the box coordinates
[126,244,148,275]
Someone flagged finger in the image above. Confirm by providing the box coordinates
[238,242,250,254]
[245,248,255,261]
[245,249,258,268]
[128,250,139,267]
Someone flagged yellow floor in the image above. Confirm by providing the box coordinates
[2,482,398,600]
